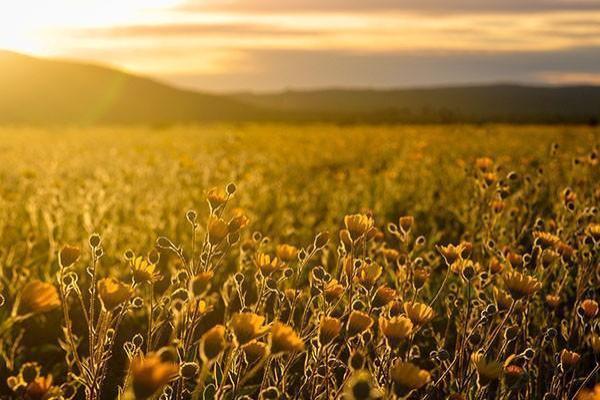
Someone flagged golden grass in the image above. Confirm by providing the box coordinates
[0,124,598,399]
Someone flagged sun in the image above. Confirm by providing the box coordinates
[0,0,182,54]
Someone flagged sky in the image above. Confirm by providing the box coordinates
[1,0,600,92]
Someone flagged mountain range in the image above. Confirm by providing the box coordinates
[1,50,599,125]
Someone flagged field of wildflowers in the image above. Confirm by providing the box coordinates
[0,124,598,399]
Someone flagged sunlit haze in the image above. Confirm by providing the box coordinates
[2,0,600,91]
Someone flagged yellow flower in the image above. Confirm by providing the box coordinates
[131,351,179,399]
[98,278,131,311]
[344,214,374,241]
[372,286,396,308]
[131,256,161,284]
[403,302,435,325]
[344,370,384,400]
[228,209,249,232]
[230,312,268,346]
[241,340,268,364]
[200,325,228,362]
[25,374,60,400]
[382,248,400,263]
[346,310,373,338]
[206,187,228,211]
[546,294,561,308]
[354,263,382,288]
[399,216,415,232]
[560,349,580,367]
[581,299,599,319]
[586,223,600,241]
[254,253,284,276]
[533,231,561,249]
[471,352,502,385]
[504,271,541,300]
[17,280,60,315]
[475,157,494,172]
[207,216,230,245]
[493,287,514,311]
[438,243,462,265]
[319,316,342,346]
[275,244,299,263]
[270,322,304,354]
[59,244,80,267]
[390,361,430,396]
[413,268,430,289]
[577,384,600,400]
[190,271,214,295]
[324,279,345,302]
[379,316,413,348]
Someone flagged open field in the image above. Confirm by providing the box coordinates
[0,124,599,399]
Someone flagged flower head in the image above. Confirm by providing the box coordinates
[276,244,299,262]
[504,271,541,300]
[241,340,268,364]
[270,322,304,354]
[206,187,228,212]
[390,361,430,396]
[471,352,502,385]
[347,311,373,338]
[254,253,284,276]
[379,316,413,348]
[403,302,435,325]
[581,299,599,319]
[354,263,382,288]
[59,245,80,267]
[372,286,396,308]
[200,325,228,362]
[131,351,179,399]
[98,278,131,311]
[230,312,268,346]
[17,280,60,315]
[131,256,161,284]
[344,214,374,241]
[319,316,342,346]
[208,216,230,245]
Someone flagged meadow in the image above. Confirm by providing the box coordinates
[0,124,598,399]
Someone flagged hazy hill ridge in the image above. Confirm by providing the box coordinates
[1,51,599,124]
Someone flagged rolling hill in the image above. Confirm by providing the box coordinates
[232,86,600,124]
[0,51,263,124]
[1,50,599,124]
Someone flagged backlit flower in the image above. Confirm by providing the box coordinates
[230,312,268,346]
[275,244,299,262]
[254,253,284,275]
[504,271,541,299]
[319,316,342,346]
[131,256,161,284]
[471,352,502,385]
[270,322,304,354]
[347,311,373,338]
[17,280,60,315]
[98,278,131,311]
[403,302,434,325]
[390,361,430,396]
[131,351,179,399]
[344,214,374,241]
[200,325,228,362]
[379,316,413,348]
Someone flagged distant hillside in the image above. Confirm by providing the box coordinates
[232,86,600,124]
[0,51,262,124]
[1,51,599,124]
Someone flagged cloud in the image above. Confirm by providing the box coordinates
[179,0,600,14]
[158,46,600,91]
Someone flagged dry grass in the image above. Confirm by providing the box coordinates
[0,124,598,399]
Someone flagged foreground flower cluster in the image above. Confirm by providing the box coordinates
[0,129,599,400]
